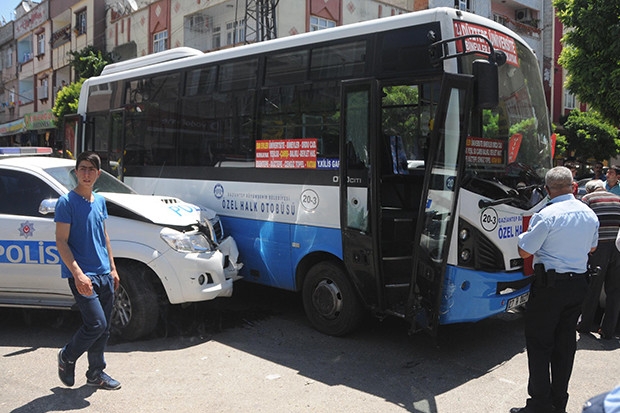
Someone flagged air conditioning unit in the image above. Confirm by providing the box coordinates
[38,84,48,100]
[515,8,532,22]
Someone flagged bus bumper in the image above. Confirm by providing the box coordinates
[438,265,532,325]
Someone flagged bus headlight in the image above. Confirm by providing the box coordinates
[459,228,470,241]
[460,249,471,262]
[160,228,212,253]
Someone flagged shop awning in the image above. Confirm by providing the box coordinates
[0,118,26,137]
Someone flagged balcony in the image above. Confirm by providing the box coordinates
[494,13,541,39]
[51,25,71,48]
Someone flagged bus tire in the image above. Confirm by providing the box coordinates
[111,262,159,341]
[302,261,364,336]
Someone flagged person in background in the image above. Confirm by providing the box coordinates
[565,161,579,196]
[55,151,121,390]
[579,180,620,339]
[511,166,599,413]
[593,162,607,181]
[605,166,620,196]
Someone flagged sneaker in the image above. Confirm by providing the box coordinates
[86,371,121,390]
[57,348,75,387]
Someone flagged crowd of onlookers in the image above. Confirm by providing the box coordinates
[563,160,620,412]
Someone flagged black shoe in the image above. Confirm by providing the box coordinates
[57,348,75,387]
[598,329,614,340]
[87,371,121,390]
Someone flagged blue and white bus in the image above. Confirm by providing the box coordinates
[72,7,552,336]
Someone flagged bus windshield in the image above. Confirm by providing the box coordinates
[461,39,551,209]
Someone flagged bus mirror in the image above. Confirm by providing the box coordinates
[473,59,499,109]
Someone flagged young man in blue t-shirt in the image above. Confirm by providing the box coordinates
[55,151,121,390]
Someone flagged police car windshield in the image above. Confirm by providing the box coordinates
[46,166,136,194]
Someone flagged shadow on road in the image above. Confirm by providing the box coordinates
[9,386,97,413]
[1,281,530,412]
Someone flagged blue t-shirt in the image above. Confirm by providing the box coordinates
[518,193,599,273]
[54,190,111,278]
[605,181,620,195]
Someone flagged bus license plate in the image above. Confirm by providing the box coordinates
[507,292,529,311]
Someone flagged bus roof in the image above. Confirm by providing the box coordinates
[100,47,204,75]
[83,7,531,89]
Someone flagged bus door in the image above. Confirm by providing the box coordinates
[407,73,474,336]
[339,80,381,310]
[108,108,126,179]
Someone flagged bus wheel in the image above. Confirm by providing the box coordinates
[302,261,364,336]
[111,262,159,340]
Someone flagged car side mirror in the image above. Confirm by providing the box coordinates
[39,198,58,215]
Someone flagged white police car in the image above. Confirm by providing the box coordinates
[0,148,242,340]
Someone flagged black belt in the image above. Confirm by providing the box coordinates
[552,271,587,279]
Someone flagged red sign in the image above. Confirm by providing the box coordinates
[453,21,519,67]
[465,137,504,165]
[256,139,318,169]
[508,133,523,164]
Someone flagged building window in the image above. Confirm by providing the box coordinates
[6,47,13,68]
[212,26,221,49]
[226,20,245,46]
[75,9,87,35]
[37,33,45,56]
[565,90,576,110]
[455,0,469,10]
[310,16,336,31]
[153,30,168,53]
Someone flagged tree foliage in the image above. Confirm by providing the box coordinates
[68,45,113,79]
[52,46,111,124]
[560,109,620,162]
[553,0,620,126]
[52,79,84,124]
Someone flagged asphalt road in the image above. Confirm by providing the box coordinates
[1,281,619,413]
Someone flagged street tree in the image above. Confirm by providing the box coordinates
[68,45,113,79]
[553,0,620,126]
[52,79,83,124]
[52,46,112,124]
[559,109,620,162]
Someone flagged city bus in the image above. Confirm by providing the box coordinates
[71,7,552,337]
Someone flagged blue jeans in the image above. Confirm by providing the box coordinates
[63,274,115,379]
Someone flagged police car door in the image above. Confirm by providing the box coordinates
[0,169,70,307]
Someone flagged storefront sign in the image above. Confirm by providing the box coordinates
[25,110,56,130]
[0,119,26,136]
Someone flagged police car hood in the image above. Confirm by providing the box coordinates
[99,192,215,227]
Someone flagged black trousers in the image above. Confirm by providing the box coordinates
[582,241,620,334]
[524,276,588,412]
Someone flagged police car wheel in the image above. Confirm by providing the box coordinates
[302,261,364,336]
[112,262,159,340]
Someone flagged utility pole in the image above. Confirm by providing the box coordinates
[244,0,278,44]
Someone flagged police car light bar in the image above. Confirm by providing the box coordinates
[0,147,53,156]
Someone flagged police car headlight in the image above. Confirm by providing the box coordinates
[160,228,212,253]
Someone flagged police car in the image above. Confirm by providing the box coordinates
[0,147,242,340]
